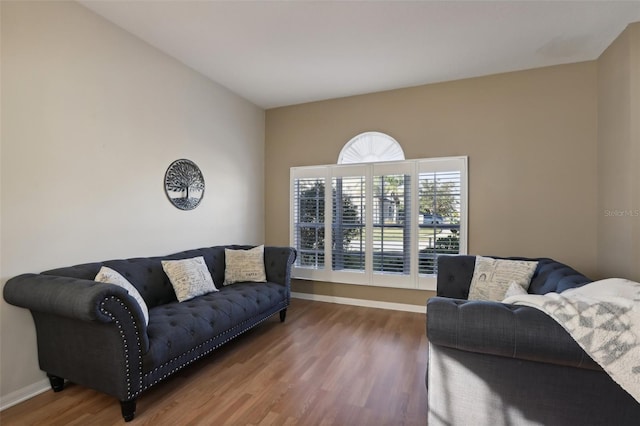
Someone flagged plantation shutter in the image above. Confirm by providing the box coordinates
[418,158,466,278]
[332,175,366,273]
[370,162,414,287]
[290,156,467,290]
[291,168,328,279]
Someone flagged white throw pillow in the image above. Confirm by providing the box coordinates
[468,256,538,302]
[95,266,149,326]
[224,245,267,285]
[502,281,529,301]
[162,256,218,302]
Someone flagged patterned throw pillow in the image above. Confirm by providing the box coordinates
[224,245,267,285]
[95,266,150,326]
[468,256,538,302]
[161,256,218,302]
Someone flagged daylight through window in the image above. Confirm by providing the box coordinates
[291,148,467,291]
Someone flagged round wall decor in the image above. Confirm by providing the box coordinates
[164,159,205,210]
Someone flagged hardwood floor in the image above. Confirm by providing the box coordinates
[1,299,428,425]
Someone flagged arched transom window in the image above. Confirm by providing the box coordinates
[338,132,405,164]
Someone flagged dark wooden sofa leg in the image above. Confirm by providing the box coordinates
[120,399,136,422]
[279,309,287,322]
[47,374,65,392]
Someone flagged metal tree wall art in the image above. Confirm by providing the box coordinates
[164,159,205,210]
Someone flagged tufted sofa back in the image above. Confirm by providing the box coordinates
[436,255,592,300]
[42,245,260,309]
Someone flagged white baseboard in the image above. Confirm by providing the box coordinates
[291,292,426,313]
[0,378,49,411]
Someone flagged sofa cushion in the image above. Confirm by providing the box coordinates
[468,256,538,301]
[161,257,218,302]
[142,281,285,372]
[224,245,266,285]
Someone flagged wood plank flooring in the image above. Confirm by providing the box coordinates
[1,299,428,425]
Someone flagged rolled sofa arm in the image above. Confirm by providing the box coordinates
[4,274,148,338]
[5,273,149,400]
[426,296,600,371]
[4,274,127,322]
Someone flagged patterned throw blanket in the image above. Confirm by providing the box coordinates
[503,278,640,403]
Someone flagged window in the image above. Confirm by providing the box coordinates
[292,175,326,269]
[290,156,467,291]
[418,169,462,275]
[338,132,405,164]
[332,174,366,272]
[371,162,413,289]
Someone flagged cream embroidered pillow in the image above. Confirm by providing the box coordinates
[468,256,538,302]
[95,266,149,326]
[161,256,218,302]
[224,245,267,285]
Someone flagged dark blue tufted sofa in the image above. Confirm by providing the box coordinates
[426,256,640,426]
[4,245,296,422]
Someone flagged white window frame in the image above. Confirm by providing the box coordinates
[290,156,467,290]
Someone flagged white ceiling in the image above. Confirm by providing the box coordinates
[79,1,640,109]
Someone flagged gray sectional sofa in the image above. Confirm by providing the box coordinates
[426,255,640,426]
[3,245,296,422]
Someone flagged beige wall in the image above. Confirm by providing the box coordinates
[266,62,599,305]
[597,23,640,281]
[1,1,264,403]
